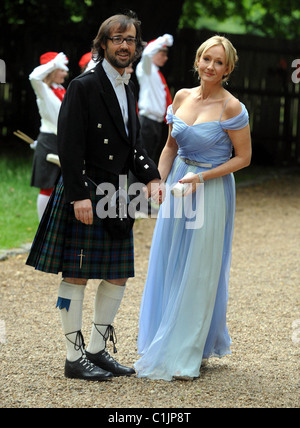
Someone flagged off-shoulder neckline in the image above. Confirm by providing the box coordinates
[169,103,246,128]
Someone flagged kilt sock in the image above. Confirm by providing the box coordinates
[56,281,86,362]
[87,280,125,355]
[37,193,50,221]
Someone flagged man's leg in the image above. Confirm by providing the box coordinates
[86,278,135,376]
[56,278,113,381]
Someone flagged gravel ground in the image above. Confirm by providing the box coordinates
[0,173,299,409]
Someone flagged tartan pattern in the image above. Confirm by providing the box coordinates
[26,173,134,279]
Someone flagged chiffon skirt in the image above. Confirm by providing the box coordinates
[134,157,235,380]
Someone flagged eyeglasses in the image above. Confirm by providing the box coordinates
[107,36,137,46]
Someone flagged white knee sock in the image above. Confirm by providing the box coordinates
[37,194,50,221]
[87,280,125,355]
[57,280,86,362]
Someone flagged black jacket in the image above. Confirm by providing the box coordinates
[57,61,160,203]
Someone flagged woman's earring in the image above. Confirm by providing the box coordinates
[223,74,229,85]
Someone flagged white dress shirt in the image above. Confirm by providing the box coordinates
[102,59,130,135]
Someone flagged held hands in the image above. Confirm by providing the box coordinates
[145,179,165,205]
[145,173,203,202]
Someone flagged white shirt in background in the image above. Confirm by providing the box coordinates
[29,59,65,135]
[136,34,173,123]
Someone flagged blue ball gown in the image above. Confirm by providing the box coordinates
[134,101,249,380]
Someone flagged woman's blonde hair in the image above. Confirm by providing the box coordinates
[194,35,238,83]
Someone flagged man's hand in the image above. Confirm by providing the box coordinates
[74,199,93,225]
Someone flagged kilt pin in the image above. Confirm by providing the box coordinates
[26,59,160,381]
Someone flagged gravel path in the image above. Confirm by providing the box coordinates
[0,173,299,408]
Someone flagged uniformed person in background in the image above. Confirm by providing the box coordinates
[29,51,68,220]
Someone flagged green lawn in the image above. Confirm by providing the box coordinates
[0,153,39,249]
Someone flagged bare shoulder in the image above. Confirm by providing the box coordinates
[172,88,193,112]
[223,95,243,119]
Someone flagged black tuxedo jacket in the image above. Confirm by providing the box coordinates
[57,61,160,203]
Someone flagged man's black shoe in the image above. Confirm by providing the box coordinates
[86,349,135,377]
[65,353,113,381]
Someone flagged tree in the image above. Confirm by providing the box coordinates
[1,0,185,42]
[180,0,300,39]
[0,0,185,142]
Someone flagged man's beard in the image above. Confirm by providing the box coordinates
[106,48,134,70]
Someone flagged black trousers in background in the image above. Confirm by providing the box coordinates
[128,115,168,188]
[139,115,164,165]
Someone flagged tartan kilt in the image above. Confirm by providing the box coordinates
[26,171,134,279]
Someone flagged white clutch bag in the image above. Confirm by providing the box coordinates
[171,172,195,197]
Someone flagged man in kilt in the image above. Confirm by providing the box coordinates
[26,11,161,381]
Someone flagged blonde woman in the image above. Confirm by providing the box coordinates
[29,51,68,220]
[135,36,252,381]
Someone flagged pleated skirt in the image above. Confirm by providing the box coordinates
[26,170,134,280]
[30,132,60,189]
[134,156,234,380]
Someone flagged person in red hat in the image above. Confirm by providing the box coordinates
[129,34,173,215]
[78,52,92,73]
[29,51,69,220]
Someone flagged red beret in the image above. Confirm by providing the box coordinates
[79,52,92,68]
[40,52,59,65]
[146,39,167,50]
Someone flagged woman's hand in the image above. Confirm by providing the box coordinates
[178,173,202,195]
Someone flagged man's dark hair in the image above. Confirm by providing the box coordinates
[92,10,143,62]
